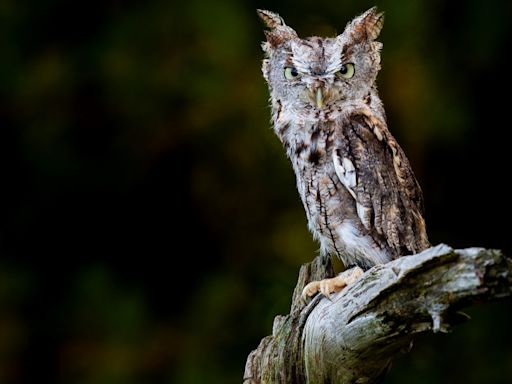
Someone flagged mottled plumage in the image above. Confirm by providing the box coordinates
[258,8,430,295]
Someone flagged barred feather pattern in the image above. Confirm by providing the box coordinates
[259,7,430,269]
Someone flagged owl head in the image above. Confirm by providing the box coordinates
[258,8,384,120]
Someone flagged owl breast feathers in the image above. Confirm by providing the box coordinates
[258,8,430,270]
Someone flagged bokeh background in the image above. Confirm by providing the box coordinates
[1,0,511,383]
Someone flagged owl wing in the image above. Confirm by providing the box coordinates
[332,113,428,255]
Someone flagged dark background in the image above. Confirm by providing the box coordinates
[1,0,511,383]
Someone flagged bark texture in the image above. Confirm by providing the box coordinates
[243,244,512,383]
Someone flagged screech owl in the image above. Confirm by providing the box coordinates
[258,8,430,298]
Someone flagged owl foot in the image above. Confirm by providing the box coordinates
[302,266,364,300]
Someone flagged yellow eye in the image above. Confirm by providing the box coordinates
[284,67,299,80]
[336,63,355,79]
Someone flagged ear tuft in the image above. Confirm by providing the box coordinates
[257,9,285,29]
[257,9,298,47]
[350,7,384,42]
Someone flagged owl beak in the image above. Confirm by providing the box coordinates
[315,88,324,109]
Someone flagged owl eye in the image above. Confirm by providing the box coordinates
[336,63,355,79]
[284,67,300,80]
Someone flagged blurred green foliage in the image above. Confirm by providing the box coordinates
[0,0,511,383]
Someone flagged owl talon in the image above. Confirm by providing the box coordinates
[320,279,333,300]
[301,266,364,300]
[302,281,321,300]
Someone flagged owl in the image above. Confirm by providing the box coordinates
[258,8,430,298]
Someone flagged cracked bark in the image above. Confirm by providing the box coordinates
[243,244,512,383]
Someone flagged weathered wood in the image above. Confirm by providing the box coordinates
[243,244,512,383]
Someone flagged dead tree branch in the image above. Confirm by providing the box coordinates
[244,244,512,383]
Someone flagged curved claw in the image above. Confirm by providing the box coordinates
[302,281,321,300]
[301,266,364,301]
